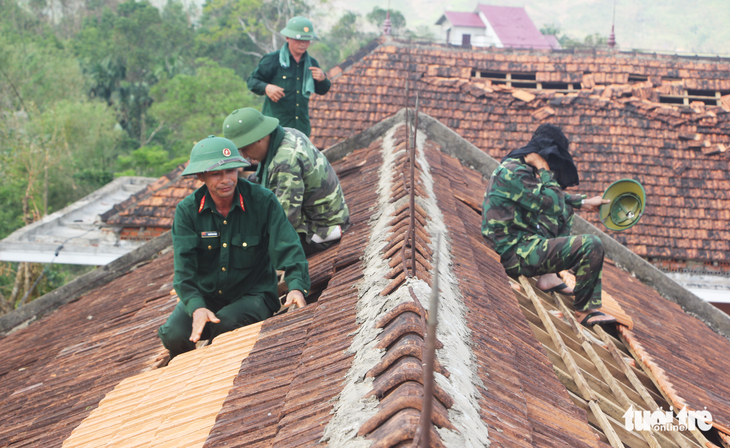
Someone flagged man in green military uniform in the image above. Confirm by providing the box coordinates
[158,135,310,359]
[223,108,350,255]
[247,16,330,138]
[482,124,615,327]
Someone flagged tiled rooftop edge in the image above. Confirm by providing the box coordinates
[327,37,730,83]
[0,231,173,336]
[62,321,263,448]
[325,107,729,338]
[413,110,730,341]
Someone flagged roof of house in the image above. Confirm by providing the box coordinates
[477,5,552,49]
[1,110,730,447]
[311,38,730,264]
[436,11,486,29]
[0,176,155,265]
[101,163,202,230]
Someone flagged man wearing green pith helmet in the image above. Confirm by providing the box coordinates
[223,108,350,256]
[247,16,331,138]
[157,135,310,359]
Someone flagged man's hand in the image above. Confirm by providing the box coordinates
[282,289,306,310]
[581,195,610,211]
[189,308,220,343]
[524,153,549,171]
[308,66,325,81]
[265,84,285,102]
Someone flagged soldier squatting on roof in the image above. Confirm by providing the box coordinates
[481,124,618,327]
[247,16,331,138]
[157,136,311,359]
[223,108,350,256]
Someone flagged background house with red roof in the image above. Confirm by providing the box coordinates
[435,4,558,49]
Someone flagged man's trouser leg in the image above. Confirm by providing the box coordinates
[157,302,197,359]
[502,234,604,311]
[158,294,273,359]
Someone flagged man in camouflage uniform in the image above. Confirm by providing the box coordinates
[223,108,350,255]
[482,124,615,327]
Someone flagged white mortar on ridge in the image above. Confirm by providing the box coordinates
[321,123,489,447]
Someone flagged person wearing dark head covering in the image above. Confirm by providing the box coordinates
[482,124,616,328]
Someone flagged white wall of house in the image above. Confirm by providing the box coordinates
[477,12,504,47]
[441,24,501,47]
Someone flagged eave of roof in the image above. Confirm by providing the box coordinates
[437,11,486,28]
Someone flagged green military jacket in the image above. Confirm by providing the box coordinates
[482,157,586,258]
[172,179,310,316]
[256,126,350,242]
[247,47,331,137]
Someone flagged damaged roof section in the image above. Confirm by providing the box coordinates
[1,110,730,447]
[310,39,730,267]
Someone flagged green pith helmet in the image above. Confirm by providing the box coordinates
[223,108,279,149]
[181,135,250,176]
[280,16,317,40]
[599,179,646,231]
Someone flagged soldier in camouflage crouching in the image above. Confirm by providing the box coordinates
[223,108,350,255]
[482,124,616,327]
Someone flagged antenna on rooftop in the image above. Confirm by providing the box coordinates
[608,0,616,48]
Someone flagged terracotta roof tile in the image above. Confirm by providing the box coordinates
[312,41,730,262]
[2,112,729,447]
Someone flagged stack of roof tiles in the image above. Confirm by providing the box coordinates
[2,113,730,447]
[310,38,730,266]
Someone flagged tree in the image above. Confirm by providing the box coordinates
[366,7,406,35]
[200,0,312,59]
[73,0,197,148]
[148,58,261,159]
[539,24,608,49]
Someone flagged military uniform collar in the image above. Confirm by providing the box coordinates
[197,185,245,214]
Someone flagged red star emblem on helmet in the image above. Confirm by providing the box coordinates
[222,148,231,157]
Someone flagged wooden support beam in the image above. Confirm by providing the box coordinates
[553,295,662,448]
[616,330,701,448]
[519,276,624,447]
[519,277,595,401]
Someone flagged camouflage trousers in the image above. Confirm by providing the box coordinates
[501,234,604,312]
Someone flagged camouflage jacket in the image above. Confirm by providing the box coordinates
[257,127,350,242]
[481,158,586,258]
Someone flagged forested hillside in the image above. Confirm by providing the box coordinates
[0,0,422,312]
[329,0,730,54]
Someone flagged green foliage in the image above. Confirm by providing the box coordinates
[200,0,312,60]
[115,145,186,177]
[72,0,197,146]
[308,10,374,70]
[539,24,608,49]
[148,58,261,157]
[366,7,406,35]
